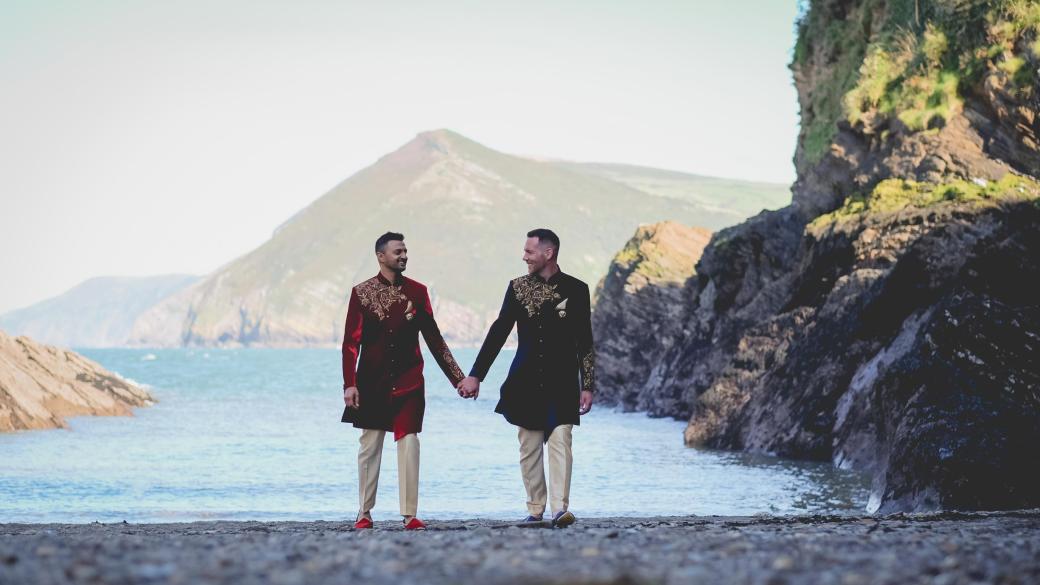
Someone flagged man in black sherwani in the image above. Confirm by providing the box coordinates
[458,228,595,528]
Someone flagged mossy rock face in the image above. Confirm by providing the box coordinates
[605,222,712,285]
[795,0,1040,166]
[809,174,1040,232]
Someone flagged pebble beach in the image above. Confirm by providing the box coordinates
[2,511,1039,584]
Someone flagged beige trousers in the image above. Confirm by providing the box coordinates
[357,430,419,519]
[518,424,573,517]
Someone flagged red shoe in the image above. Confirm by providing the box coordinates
[403,517,426,531]
[354,517,373,530]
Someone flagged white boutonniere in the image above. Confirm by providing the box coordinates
[555,298,568,318]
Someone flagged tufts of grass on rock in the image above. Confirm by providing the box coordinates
[796,0,1040,164]
[809,174,1040,231]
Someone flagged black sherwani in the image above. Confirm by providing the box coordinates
[469,269,595,435]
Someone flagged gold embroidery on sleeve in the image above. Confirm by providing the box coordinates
[354,278,407,321]
[439,344,465,382]
[581,350,595,392]
[511,275,559,317]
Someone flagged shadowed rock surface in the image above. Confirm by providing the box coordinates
[1,512,1038,585]
[0,331,153,432]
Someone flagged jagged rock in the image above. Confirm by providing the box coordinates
[619,207,807,421]
[692,195,1040,471]
[599,195,1040,514]
[592,222,711,412]
[0,331,154,432]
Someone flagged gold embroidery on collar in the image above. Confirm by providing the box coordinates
[581,350,595,392]
[355,277,407,321]
[511,275,558,317]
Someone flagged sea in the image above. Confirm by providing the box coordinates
[0,348,870,523]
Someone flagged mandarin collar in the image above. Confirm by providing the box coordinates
[534,268,564,284]
[376,272,404,286]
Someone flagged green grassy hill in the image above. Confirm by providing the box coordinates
[129,130,790,346]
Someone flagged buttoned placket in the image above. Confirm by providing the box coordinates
[537,313,545,388]
[541,286,559,387]
[389,325,396,392]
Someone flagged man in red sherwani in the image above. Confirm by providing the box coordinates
[341,231,467,530]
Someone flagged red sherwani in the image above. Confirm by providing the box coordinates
[341,273,464,440]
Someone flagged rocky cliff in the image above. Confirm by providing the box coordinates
[0,331,154,432]
[594,0,1040,512]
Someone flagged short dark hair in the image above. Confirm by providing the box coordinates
[375,231,404,252]
[527,228,560,254]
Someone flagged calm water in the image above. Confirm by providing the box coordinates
[0,348,869,523]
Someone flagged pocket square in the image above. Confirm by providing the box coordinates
[555,298,568,310]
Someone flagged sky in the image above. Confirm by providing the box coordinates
[0,0,802,314]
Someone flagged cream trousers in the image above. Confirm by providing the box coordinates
[518,424,573,517]
[357,430,419,519]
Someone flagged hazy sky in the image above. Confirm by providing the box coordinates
[0,0,801,314]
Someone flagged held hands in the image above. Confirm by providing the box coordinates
[579,390,593,415]
[343,386,360,409]
[457,376,480,399]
